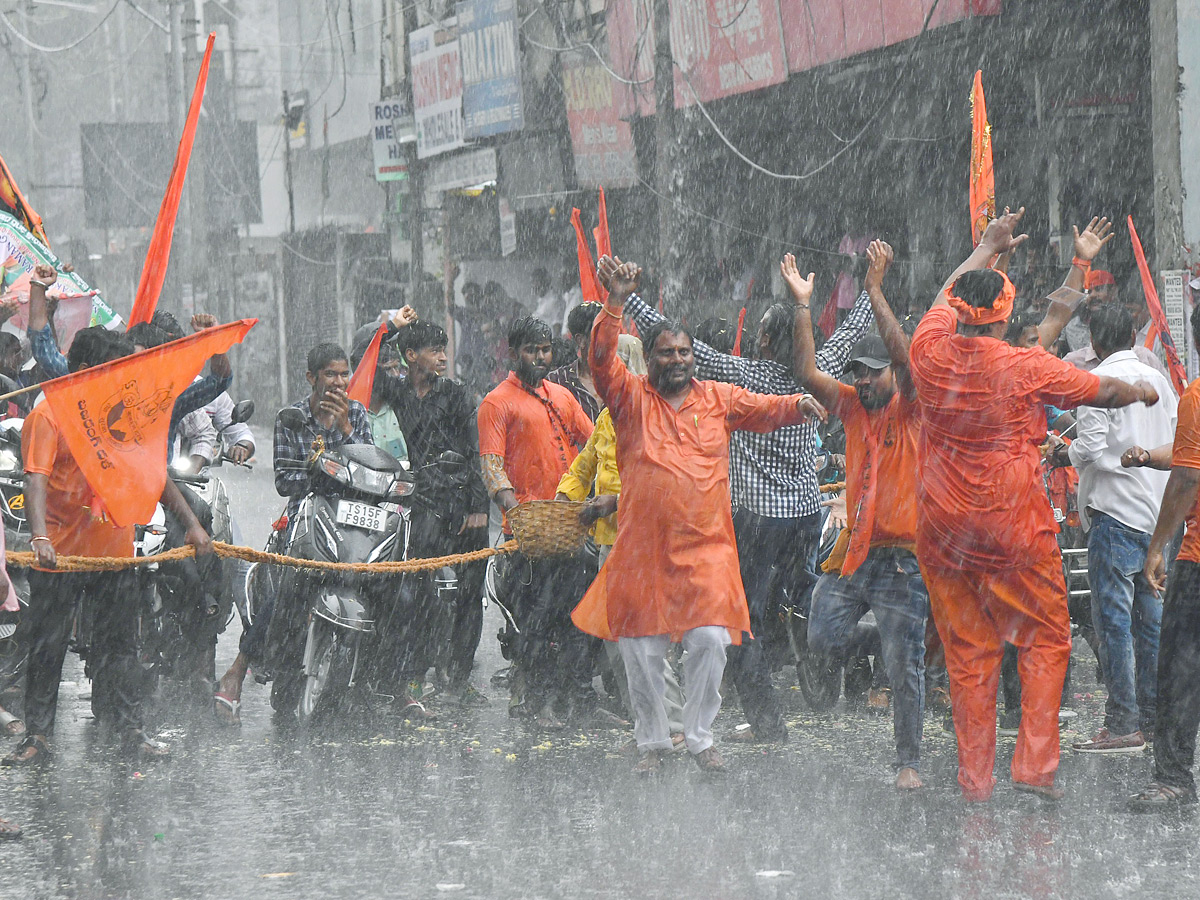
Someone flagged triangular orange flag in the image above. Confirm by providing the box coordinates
[1128,216,1188,395]
[570,208,602,305]
[128,32,216,328]
[41,318,256,526]
[347,323,387,407]
[593,187,612,261]
[970,69,995,247]
[732,307,746,356]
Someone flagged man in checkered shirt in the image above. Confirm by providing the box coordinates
[608,261,873,742]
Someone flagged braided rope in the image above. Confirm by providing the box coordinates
[6,540,518,574]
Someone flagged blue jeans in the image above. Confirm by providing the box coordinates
[808,547,929,771]
[1088,511,1161,735]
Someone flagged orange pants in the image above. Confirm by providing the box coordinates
[922,552,1070,801]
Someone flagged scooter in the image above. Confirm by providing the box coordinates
[265,407,474,723]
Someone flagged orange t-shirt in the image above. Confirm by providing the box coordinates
[21,403,134,562]
[832,382,920,548]
[477,373,593,504]
[1172,380,1200,563]
[909,305,1101,572]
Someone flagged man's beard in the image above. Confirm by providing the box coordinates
[517,359,548,386]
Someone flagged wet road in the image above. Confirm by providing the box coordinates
[1,445,1198,899]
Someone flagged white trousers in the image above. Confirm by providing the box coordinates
[618,626,732,754]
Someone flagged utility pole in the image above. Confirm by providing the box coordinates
[653,0,680,311]
[283,91,297,233]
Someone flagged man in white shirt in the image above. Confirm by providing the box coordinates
[1050,304,1178,753]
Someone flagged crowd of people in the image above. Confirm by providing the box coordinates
[6,203,1200,842]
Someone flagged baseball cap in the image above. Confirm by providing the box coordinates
[848,335,890,370]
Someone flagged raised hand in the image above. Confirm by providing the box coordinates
[597,255,623,292]
[780,253,815,306]
[1073,216,1115,262]
[191,313,217,332]
[391,305,418,329]
[608,261,641,300]
[33,263,57,284]
[864,240,893,295]
[980,206,1029,256]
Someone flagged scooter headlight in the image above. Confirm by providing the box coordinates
[320,457,351,484]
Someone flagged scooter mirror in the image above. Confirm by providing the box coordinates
[231,399,255,425]
[277,407,307,431]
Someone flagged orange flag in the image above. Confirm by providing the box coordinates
[128,32,216,328]
[0,151,49,246]
[593,187,612,261]
[969,69,995,247]
[41,318,256,526]
[347,323,387,407]
[1128,216,1188,395]
[570,208,602,305]
[732,307,746,356]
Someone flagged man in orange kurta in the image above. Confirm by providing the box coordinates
[908,209,1161,801]
[572,260,824,774]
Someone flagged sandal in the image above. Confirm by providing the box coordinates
[0,817,22,840]
[1128,781,1198,811]
[0,707,24,737]
[213,692,242,727]
[1013,781,1064,802]
[1,734,50,767]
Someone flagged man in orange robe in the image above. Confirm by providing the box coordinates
[908,209,1161,801]
[572,260,825,774]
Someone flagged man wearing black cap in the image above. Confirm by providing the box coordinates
[784,240,929,790]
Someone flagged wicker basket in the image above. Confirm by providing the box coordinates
[507,500,589,559]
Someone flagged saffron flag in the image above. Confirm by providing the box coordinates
[732,307,747,356]
[41,318,256,527]
[0,152,48,247]
[593,187,612,261]
[969,70,995,247]
[1128,216,1188,396]
[570,208,602,305]
[128,32,216,328]
[347,323,387,407]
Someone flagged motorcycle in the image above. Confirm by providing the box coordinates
[131,400,255,705]
[0,416,28,693]
[265,407,468,723]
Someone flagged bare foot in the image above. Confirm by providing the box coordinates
[895,766,923,790]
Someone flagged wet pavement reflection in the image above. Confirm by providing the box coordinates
[1,462,1197,899]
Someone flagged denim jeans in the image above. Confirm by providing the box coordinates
[808,547,929,770]
[1088,511,1161,735]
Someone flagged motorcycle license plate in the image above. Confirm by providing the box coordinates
[335,500,387,533]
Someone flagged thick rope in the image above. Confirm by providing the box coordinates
[6,540,518,574]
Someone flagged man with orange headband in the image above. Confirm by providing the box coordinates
[909,208,1161,801]
[1062,268,1118,353]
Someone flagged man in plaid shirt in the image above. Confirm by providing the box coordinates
[607,260,873,742]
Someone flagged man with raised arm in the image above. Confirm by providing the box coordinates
[784,240,929,790]
[601,255,873,744]
[907,208,1161,802]
[572,260,826,775]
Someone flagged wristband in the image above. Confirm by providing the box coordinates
[31,536,51,544]
[1071,257,1091,270]
[794,304,810,310]
[30,280,53,290]
[602,306,622,320]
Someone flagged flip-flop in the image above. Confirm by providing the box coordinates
[0,708,24,737]
[213,692,242,727]
[0,817,22,840]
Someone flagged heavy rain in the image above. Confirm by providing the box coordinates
[0,0,1198,897]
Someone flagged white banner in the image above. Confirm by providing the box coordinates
[410,23,465,160]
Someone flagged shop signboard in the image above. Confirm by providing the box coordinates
[369,99,414,181]
[411,22,465,159]
[561,51,638,189]
[457,0,524,138]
